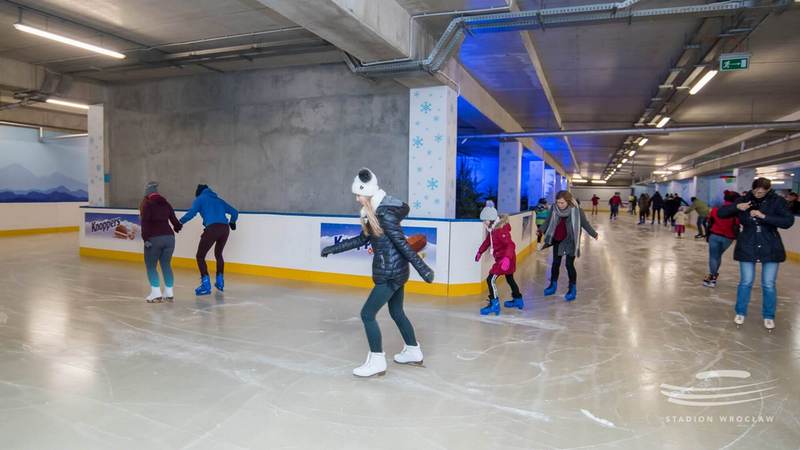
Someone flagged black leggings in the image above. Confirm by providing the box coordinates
[551,241,577,285]
[486,274,522,300]
[651,208,662,223]
[361,283,417,353]
[197,223,230,277]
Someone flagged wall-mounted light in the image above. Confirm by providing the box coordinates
[13,23,126,59]
[46,98,90,110]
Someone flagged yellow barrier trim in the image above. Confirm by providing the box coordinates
[0,226,79,237]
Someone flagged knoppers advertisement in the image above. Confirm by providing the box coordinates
[85,213,141,241]
[320,223,437,267]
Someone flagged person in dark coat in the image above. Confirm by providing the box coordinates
[139,182,182,302]
[541,190,599,301]
[638,193,650,225]
[650,191,664,224]
[718,178,795,331]
[322,168,434,377]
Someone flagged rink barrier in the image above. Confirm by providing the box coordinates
[79,207,539,297]
[0,226,80,237]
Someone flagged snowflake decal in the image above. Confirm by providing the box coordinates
[412,200,422,209]
[420,102,432,114]
[434,199,441,205]
[414,121,420,126]
[412,136,423,148]
[414,91,420,97]
[434,134,443,143]
[426,150,432,156]
[426,178,439,190]
[433,116,439,122]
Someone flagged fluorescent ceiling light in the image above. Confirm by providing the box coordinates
[668,165,682,171]
[622,158,628,164]
[652,170,673,175]
[628,150,637,156]
[592,179,607,184]
[13,23,126,59]
[617,163,623,168]
[771,180,785,185]
[573,173,583,179]
[638,138,649,147]
[46,98,90,110]
[656,117,671,128]
[689,70,718,95]
[572,179,588,183]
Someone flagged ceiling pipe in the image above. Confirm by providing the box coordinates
[345,0,781,76]
[458,121,800,139]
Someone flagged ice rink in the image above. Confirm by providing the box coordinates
[1,214,798,449]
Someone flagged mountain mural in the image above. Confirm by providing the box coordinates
[0,164,88,203]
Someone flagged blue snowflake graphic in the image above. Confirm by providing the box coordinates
[417,166,423,173]
[414,121,420,126]
[434,134,443,143]
[413,91,420,97]
[412,200,422,209]
[412,136,423,148]
[434,199,441,205]
[433,116,439,122]
[426,150,432,156]
[426,178,439,190]
[420,102,432,114]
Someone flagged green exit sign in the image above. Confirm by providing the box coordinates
[720,53,750,71]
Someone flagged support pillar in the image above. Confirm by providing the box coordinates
[544,168,556,203]
[88,105,108,206]
[733,168,756,194]
[498,141,522,214]
[408,86,457,218]
[528,160,545,207]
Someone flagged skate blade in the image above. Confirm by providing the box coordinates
[353,371,386,378]
[395,360,425,368]
[146,298,163,303]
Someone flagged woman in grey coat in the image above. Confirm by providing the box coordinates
[541,190,599,301]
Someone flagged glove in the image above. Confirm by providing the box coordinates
[475,252,482,262]
[174,223,183,233]
[500,257,511,272]
[144,241,152,249]
[321,248,331,258]
[422,270,435,284]
[229,222,237,231]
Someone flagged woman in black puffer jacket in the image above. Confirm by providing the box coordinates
[718,177,794,331]
[322,169,434,377]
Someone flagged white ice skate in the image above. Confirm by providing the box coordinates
[394,344,424,366]
[353,352,387,377]
[146,286,162,303]
[164,287,174,301]
[764,319,775,332]
[734,314,745,327]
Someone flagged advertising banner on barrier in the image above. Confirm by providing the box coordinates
[85,212,141,240]
[320,223,437,266]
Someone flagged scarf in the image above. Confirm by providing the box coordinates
[542,203,582,257]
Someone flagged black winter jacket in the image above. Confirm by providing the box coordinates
[718,190,795,263]
[322,196,434,286]
[651,192,664,209]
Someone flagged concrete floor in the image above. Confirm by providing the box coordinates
[1,214,799,449]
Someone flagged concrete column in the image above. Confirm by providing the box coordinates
[408,86,457,218]
[88,105,108,206]
[544,168,556,203]
[528,161,545,206]
[498,141,522,213]
[733,168,756,194]
[694,176,710,202]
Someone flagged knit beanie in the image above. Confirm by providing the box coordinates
[352,168,380,197]
[144,181,159,196]
[195,184,209,197]
[479,200,498,222]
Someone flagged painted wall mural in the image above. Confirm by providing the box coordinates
[0,125,88,203]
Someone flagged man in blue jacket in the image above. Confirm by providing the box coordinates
[180,184,238,295]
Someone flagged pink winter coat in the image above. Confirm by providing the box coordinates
[476,223,517,276]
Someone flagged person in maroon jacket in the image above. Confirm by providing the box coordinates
[475,201,523,315]
[608,192,622,220]
[139,182,182,302]
[703,190,740,287]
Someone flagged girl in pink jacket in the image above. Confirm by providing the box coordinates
[475,201,523,315]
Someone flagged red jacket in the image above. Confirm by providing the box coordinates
[709,204,739,240]
[591,196,599,206]
[609,195,622,206]
[477,223,517,275]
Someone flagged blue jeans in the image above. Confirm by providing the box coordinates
[736,262,779,319]
[696,215,708,236]
[144,235,175,288]
[708,234,733,275]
